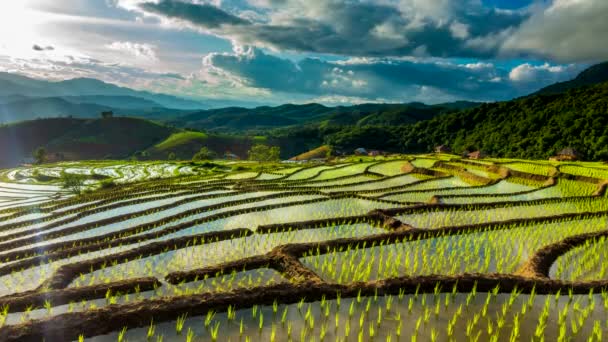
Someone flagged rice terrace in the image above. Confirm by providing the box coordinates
[0,155,606,341]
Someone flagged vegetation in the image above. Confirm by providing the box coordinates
[59,171,86,194]
[192,147,214,161]
[248,144,280,162]
[153,131,208,151]
[33,147,46,165]
[289,145,331,161]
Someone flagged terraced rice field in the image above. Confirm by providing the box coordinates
[0,155,607,341]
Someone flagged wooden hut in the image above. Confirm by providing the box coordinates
[550,147,580,161]
[468,150,487,159]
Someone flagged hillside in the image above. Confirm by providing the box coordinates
[398,81,608,159]
[289,145,331,161]
[145,131,297,160]
[0,117,176,167]
[532,61,608,96]
[171,101,479,132]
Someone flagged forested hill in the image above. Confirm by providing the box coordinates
[398,81,608,159]
[531,62,608,96]
[270,81,608,160]
[170,101,479,132]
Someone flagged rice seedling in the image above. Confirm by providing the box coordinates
[0,157,606,341]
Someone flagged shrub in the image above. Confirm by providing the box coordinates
[60,172,86,195]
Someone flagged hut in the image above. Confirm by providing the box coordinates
[434,145,451,153]
[550,147,580,161]
[224,152,240,160]
[354,148,368,155]
[368,150,381,157]
[468,150,487,159]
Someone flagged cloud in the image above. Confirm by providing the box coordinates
[32,44,55,51]
[0,53,188,96]
[116,0,608,63]
[140,0,249,28]
[502,0,608,62]
[106,41,158,61]
[119,0,528,58]
[199,46,583,103]
[508,62,580,89]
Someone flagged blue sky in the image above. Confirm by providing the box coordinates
[0,0,606,107]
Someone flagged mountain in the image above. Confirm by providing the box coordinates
[60,95,162,109]
[0,98,111,123]
[324,80,608,160]
[0,97,194,123]
[532,61,608,96]
[171,101,480,132]
[0,73,206,110]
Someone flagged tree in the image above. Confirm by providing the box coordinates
[192,147,214,161]
[167,152,176,160]
[33,147,46,165]
[248,144,280,162]
[60,172,85,195]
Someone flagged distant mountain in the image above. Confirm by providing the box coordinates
[60,95,162,109]
[0,72,206,110]
[0,97,111,123]
[171,101,480,132]
[532,61,608,96]
[0,96,193,123]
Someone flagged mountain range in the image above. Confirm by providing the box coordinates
[1,61,608,167]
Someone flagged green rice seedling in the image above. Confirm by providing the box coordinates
[147,319,156,340]
[186,328,195,342]
[175,313,187,335]
[210,322,221,341]
[117,327,127,342]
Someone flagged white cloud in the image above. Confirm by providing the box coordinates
[449,21,470,39]
[508,63,573,83]
[106,41,158,61]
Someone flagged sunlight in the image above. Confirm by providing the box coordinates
[0,2,54,58]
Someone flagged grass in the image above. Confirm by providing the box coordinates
[153,131,208,151]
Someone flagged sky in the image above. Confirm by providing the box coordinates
[0,0,606,107]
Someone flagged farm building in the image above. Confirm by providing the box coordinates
[550,147,580,161]
[224,152,240,160]
[468,150,487,159]
[434,145,451,153]
[368,150,381,157]
[354,148,368,155]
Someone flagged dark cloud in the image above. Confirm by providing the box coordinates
[204,47,581,103]
[132,0,528,58]
[32,44,54,51]
[502,0,608,62]
[140,0,249,29]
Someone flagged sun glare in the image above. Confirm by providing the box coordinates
[0,2,53,57]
